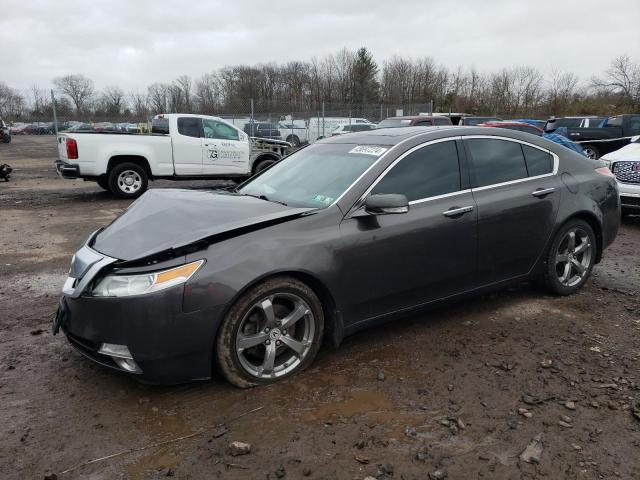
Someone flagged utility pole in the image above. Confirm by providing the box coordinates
[51,90,58,135]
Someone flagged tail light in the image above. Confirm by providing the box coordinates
[595,166,615,178]
[66,138,78,159]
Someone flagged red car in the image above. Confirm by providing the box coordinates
[478,121,544,136]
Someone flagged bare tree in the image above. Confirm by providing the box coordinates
[0,82,25,118]
[53,74,95,114]
[592,55,640,109]
[548,69,579,116]
[100,87,126,116]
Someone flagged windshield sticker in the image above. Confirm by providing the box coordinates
[313,195,334,205]
[348,146,388,156]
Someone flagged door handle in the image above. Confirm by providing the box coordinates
[442,206,474,217]
[531,187,555,197]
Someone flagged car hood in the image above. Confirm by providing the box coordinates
[601,142,640,161]
[91,189,315,261]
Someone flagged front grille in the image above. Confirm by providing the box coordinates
[612,161,640,184]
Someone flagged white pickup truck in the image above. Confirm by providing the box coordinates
[55,114,290,198]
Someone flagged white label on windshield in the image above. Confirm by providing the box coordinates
[348,146,388,156]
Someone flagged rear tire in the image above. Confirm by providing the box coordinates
[542,219,596,296]
[215,277,324,388]
[108,162,148,199]
[286,135,300,148]
[582,144,600,159]
[252,158,277,175]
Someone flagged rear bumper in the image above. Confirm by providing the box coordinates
[55,159,81,179]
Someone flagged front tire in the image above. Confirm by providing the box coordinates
[542,219,596,295]
[108,162,148,199]
[216,277,324,388]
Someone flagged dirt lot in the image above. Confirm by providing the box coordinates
[1,135,639,480]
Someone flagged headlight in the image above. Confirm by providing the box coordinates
[91,260,204,297]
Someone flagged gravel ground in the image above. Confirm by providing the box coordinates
[1,135,639,480]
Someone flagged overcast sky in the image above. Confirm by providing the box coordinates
[2,0,639,93]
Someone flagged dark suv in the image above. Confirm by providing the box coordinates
[244,122,282,140]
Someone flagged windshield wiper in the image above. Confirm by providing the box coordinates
[239,192,288,206]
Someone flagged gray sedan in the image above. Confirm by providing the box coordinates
[54,127,620,387]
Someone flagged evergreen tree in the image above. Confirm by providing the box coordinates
[352,47,379,105]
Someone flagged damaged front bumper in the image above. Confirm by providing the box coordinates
[53,241,222,384]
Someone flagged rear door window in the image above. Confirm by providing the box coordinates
[466,138,528,187]
[177,117,202,138]
[371,140,461,201]
[415,120,433,126]
[434,118,450,126]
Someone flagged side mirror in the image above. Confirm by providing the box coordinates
[364,194,409,215]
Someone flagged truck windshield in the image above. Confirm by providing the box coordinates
[238,143,387,208]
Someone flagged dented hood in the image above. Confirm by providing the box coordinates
[91,189,314,261]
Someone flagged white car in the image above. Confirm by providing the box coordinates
[330,123,377,136]
[307,117,374,142]
[601,135,640,216]
[55,114,288,198]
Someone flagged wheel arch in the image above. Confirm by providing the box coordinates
[218,270,343,350]
[107,155,152,179]
[555,211,604,263]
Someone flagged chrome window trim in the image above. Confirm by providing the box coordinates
[409,189,472,205]
[463,135,559,192]
[353,136,463,207]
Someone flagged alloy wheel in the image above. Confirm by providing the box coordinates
[235,293,315,379]
[555,228,592,287]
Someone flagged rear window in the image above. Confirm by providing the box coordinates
[152,118,169,134]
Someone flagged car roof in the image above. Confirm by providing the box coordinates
[383,115,441,121]
[319,125,561,147]
[320,126,458,145]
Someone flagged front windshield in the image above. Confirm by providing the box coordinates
[238,143,388,208]
[378,118,412,128]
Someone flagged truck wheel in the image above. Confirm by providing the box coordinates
[108,163,148,199]
[582,145,600,159]
[286,135,300,148]
[96,177,109,191]
[252,158,277,175]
